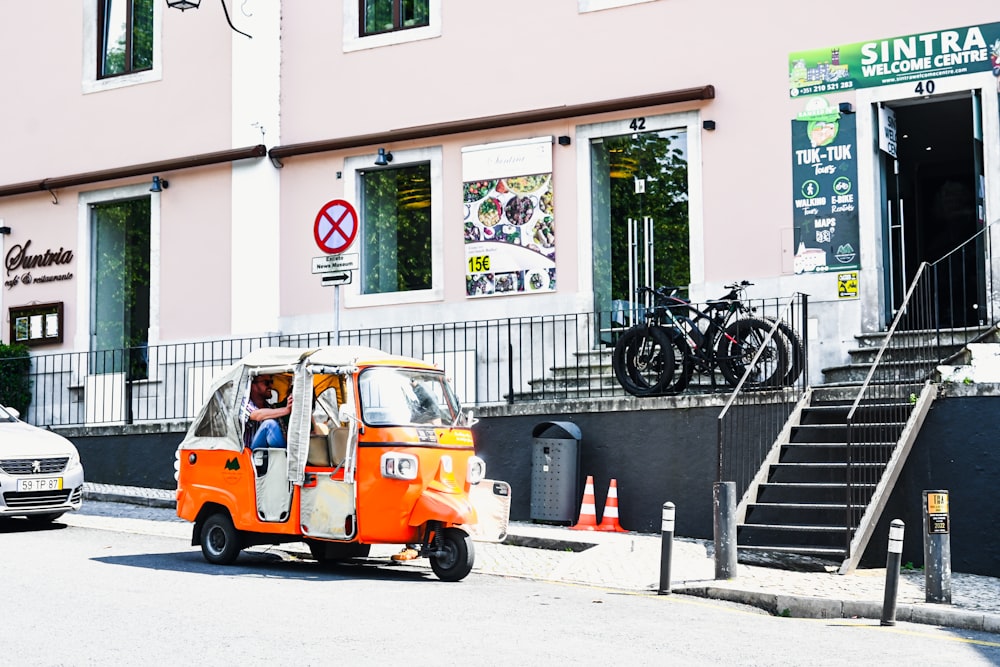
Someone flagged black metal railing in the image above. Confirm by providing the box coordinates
[7,295,806,429]
[844,263,936,556]
[843,219,1000,558]
[716,294,810,498]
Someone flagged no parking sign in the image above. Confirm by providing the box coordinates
[314,199,358,254]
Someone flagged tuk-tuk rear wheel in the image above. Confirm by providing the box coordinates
[429,527,474,582]
[201,512,241,565]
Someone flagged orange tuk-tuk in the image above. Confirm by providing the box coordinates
[175,346,510,581]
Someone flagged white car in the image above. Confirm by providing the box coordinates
[0,404,84,522]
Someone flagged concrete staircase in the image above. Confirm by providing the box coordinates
[514,347,733,401]
[733,328,971,573]
[819,327,993,385]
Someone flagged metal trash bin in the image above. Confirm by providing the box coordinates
[530,421,582,524]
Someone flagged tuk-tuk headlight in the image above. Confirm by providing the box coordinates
[467,456,486,485]
[381,452,419,480]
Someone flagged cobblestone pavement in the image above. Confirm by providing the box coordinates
[80,484,1000,634]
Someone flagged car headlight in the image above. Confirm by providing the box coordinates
[467,455,486,485]
[66,449,81,470]
[381,452,418,480]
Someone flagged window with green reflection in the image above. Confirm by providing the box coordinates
[98,0,153,78]
[359,163,432,294]
[361,0,429,36]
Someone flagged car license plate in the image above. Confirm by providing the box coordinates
[16,477,63,492]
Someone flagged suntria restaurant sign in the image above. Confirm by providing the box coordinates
[4,240,74,290]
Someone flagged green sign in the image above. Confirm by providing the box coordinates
[789,22,1000,97]
[792,100,859,274]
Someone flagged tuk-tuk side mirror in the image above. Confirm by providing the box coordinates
[465,409,478,427]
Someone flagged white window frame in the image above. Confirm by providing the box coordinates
[342,146,444,307]
[342,0,441,53]
[579,0,659,12]
[75,183,162,351]
[82,0,164,94]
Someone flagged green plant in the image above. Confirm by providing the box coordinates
[909,392,917,404]
[0,342,32,414]
[963,376,974,385]
[779,608,791,617]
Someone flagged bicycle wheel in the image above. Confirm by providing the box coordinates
[716,318,789,388]
[763,317,804,386]
[660,328,694,394]
[612,324,676,396]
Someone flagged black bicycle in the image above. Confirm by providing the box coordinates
[612,281,802,396]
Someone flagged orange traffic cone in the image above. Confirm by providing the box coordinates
[598,478,627,532]
[571,475,599,530]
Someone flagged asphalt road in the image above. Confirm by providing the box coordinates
[2,504,998,665]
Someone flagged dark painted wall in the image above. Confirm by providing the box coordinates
[473,407,721,539]
[66,396,1000,576]
[862,397,1000,576]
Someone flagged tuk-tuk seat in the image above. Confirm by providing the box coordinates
[307,427,350,467]
[330,426,349,466]
[308,434,332,467]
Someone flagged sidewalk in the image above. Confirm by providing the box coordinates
[83,483,1000,634]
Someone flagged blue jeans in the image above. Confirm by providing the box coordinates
[250,419,287,450]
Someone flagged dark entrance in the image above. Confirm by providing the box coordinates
[882,93,986,327]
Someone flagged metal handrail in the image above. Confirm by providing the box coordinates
[716,294,809,490]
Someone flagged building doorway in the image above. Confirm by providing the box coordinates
[590,126,690,339]
[90,196,151,378]
[881,92,986,327]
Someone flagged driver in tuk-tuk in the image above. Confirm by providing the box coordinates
[243,374,294,449]
[409,377,446,425]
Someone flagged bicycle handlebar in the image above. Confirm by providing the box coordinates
[638,280,752,304]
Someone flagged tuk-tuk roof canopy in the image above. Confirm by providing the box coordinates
[236,345,438,371]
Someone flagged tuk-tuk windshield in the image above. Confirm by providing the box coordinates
[358,367,460,427]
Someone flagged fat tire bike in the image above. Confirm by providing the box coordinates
[612,281,802,396]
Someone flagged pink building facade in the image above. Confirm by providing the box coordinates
[1,1,999,419]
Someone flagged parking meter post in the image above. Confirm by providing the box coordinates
[659,501,675,595]
[714,481,737,580]
[881,519,904,626]
[923,490,952,604]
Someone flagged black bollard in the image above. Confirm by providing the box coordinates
[922,490,952,604]
[714,481,737,580]
[659,501,675,595]
[881,519,904,626]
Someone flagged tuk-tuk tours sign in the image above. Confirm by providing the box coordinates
[789,21,1000,97]
[791,98,859,275]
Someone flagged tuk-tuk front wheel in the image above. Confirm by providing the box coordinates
[429,527,474,582]
[201,512,241,565]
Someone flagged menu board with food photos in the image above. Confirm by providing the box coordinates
[462,137,556,298]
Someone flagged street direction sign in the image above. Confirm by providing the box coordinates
[312,253,359,274]
[321,272,353,287]
[313,199,359,254]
